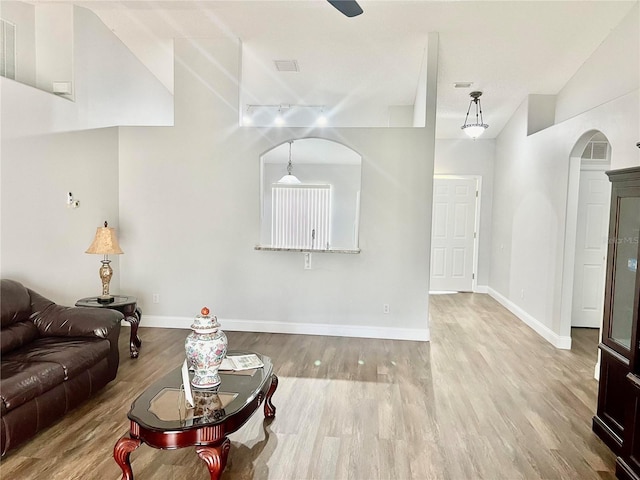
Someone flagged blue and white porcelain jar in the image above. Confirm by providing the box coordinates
[185,307,228,389]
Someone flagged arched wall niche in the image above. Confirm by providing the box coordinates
[258,137,362,252]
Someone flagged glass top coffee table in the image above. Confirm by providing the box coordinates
[113,351,278,479]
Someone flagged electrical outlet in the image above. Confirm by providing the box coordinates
[520,289,525,299]
[304,252,312,270]
[152,294,160,304]
[383,304,390,314]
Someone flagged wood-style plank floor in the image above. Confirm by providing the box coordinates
[0,293,615,479]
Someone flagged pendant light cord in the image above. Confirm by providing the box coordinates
[287,140,294,175]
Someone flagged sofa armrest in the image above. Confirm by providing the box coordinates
[28,290,123,339]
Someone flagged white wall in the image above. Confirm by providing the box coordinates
[490,90,639,348]
[0,4,174,305]
[1,1,36,87]
[35,4,74,97]
[527,94,556,136]
[73,6,173,128]
[434,139,495,288]
[555,3,639,124]
[117,37,435,341]
[0,86,120,304]
[489,5,639,349]
[1,5,173,136]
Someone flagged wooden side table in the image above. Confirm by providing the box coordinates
[75,295,142,359]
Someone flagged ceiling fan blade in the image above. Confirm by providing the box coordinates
[327,0,363,17]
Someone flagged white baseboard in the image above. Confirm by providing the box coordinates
[488,287,572,350]
[136,315,430,342]
[474,285,489,294]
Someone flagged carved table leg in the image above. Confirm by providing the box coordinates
[264,374,278,418]
[126,307,142,358]
[133,307,142,348]
[114,437,141,480]
[196,438,231,480]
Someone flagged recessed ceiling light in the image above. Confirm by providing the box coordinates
[454,82,473,88]
[274,60,299,72]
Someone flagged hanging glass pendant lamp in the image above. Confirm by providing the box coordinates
[461,91,489,139]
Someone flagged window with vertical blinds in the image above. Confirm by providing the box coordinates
[0,19,16,80]
[271,184,331,249]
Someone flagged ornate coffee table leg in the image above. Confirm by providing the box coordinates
[114,437,141,480]
[126,307,142,358]
[196,438,231,480]
[264,374,278,418]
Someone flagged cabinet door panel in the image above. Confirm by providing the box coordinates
[609,197,640,350]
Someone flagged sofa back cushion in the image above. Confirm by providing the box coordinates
[1,280,32,328]
[1,321,39,355]
[1,280,39,355]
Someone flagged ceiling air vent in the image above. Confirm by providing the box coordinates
[274,60,299,72]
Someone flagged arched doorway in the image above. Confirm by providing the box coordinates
[561,130,611,376]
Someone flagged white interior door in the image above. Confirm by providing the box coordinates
[430,177,477,292]
[571,169,611,328]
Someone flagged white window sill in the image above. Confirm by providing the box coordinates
[254,245,360,254]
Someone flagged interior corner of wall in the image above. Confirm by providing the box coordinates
[527,94,557,136]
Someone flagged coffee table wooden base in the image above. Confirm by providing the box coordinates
[196,440,231,479]
[113,437,141,480]
[113,373,278,479]
[113,437,231,480]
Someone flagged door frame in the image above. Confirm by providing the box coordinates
[430,174,482,293]
[570,165,611,328]
[560,130,610,374]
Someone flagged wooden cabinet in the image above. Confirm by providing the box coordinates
[592,166,640,480]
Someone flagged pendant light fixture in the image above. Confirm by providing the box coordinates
[277,140,301,184]
[461,91,489,139]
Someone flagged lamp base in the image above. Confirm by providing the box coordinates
[97,295,115,304]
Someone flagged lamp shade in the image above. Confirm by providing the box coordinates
[277,174,302,184]
[85,221,123,255]
[462,124,487,139]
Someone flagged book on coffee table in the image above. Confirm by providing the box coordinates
[220,354,264,371]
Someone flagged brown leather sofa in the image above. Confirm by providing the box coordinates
[0,279,123,456]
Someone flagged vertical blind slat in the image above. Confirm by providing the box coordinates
[272,185,331,249]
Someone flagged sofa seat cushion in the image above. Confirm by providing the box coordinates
[0,360,66,414]
[3,337,111,382]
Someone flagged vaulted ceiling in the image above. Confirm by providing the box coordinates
[70,0,636,138]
